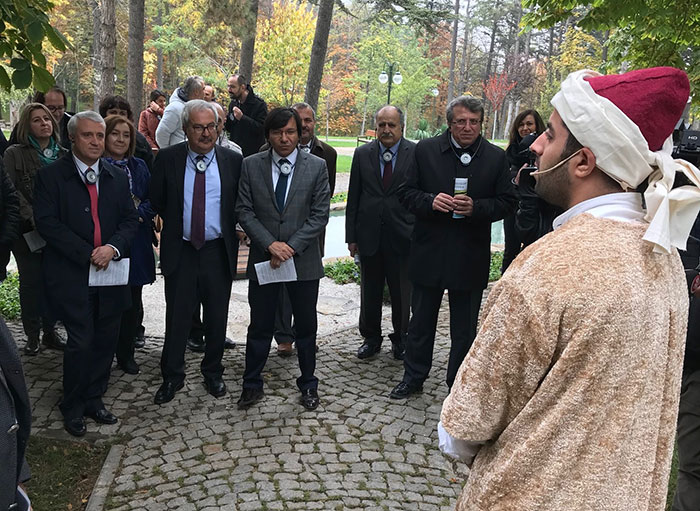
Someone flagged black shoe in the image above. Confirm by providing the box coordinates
[186,336,206,353]
[24,337,40,356]
[357,341,381,359]
[300,388,320,411]
[118,359,140,375]
[237,387,264,410]
[277,342,295,357]
[64,417,87,437]
[154,381,185,404]
[224,337,236,350]
[86,408,118,425]
[391,342,405,361]
[389,381,423,399]
[204,378,226,398]
[134,334,146,349]
[42,330,66,351]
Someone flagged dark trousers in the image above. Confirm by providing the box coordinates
[502,213,521,273]
[161,240,232,384]
[673,369,700,511]
[60,290,122,420]
[116,285,142,364]
[12,237,56,339]
[358,236,411,346]
[402,283,482,388]
[244,278,319,391]
[273,285,295,344]
[189,306,204,340]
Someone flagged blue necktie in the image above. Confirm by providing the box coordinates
[275,159,290,212]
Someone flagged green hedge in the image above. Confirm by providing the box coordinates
[0,272,20,320]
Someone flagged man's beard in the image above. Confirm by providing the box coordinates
[534,160,571,209]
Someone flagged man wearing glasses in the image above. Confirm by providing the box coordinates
[150,100,243,404]
[390,96,517,399]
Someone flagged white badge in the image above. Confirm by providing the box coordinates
[301,145,311,153]
[382,150,393,162]
[280,161,292,175]
[196,159,207,172]
[43,148,54,158]
[85,169,97,184]
[460,152,472,166]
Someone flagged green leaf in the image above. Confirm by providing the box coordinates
[45,25,67,52]
[0,67,10,91]
[26,21,44,44]
[9,58,30,70]
[30,45,46,68]
[11,65,33,89]
[31,64,54,92]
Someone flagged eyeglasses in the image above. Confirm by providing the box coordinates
[190,123,216,134]
[270,129,298,138]
[451,118,481,128]
[46,105,65,113]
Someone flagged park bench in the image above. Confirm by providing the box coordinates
[357,129,376,146]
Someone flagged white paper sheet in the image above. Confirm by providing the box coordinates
[254,258,297,285]
[89,258,130,286]
[23,230,46,252]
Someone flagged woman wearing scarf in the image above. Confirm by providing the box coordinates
[4,103,67,354]
[103,115,155,374]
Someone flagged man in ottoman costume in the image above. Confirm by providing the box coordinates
[438,66,700,510]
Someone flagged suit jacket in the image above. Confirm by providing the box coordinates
[0,317,31,511]
[345,138,415,257]
[398,131,517,291]
[150,142,242,279]
[236,150,330,281]
[33,154,139,319]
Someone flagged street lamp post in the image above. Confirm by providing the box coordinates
[378,63,403,104]
[431,88,439,128]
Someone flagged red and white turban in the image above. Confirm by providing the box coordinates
[552,67,700,254]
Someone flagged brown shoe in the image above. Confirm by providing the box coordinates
[277,342,294,357]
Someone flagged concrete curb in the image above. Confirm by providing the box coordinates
[85,444,124,511]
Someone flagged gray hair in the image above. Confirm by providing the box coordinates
[67,110,105,137]
[181,99,219,129]
[182,75,205,100]
[291,102,315,120]
[446,96,484,124]
[373,105,405,127]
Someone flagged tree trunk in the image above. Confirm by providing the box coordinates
[360,76,370,136]
[503,98,514,139]
[156,7,163,89]
[484,0,502,94]
[447,0,460,104]
[304,0,334,112]
[90,0,101,110]
[98,0,116,101]
[457,0,471,94]
[127,0,145,110]
[239,0,259,81]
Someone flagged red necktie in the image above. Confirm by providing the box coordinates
[86,169,101,247]
[382,158,393,190]
[191,155,206,249]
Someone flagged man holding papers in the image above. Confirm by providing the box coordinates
[34,111,138,436]
[150,100,242,405]
[236,107,330,411]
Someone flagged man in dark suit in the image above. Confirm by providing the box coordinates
[345,105,415,361]
[225,74,268,157]
[34,111,139,436]
[236,107,330,411]
[273,102,337,356]
[150,100,242,405]
[389,96,517,399]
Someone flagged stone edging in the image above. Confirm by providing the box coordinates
[85,444,125,511]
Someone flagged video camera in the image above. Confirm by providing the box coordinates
[517,132,539,190]
[674,130,700,168]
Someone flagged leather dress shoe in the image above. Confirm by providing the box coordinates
[237,387,264,410]
[24,336,40,356]
[357,341,381,359]
[224,337,236,350]
[389,381,423,399]
[204,378,227,398]
[154,381,185,404]
[118,359,140,375]
[42,330,66,350]
[186,336,206,353]
[300,388,320,411]
[87,408,118,425]
[64,417,87,437]
[134,334,146,349]
[277,342,294,357]
[391,342,405,361]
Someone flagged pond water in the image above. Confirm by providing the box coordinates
[323,210,505,259]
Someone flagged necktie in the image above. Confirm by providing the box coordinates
[382,152,393,190]
[275,159,290,212]
[191,155,206,249]
[85,169,101,247]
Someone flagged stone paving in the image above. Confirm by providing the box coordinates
[13,277,471,511]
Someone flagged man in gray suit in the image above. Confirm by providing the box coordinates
[236,107,330,411]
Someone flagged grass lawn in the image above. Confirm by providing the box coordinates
[337,154,352,173]
[324,137,360,148]
[24,435,110,510]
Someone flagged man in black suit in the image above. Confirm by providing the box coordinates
[345,105,415,361]
[236,107,330,411]
[225,74,268,157]
[34,111,139,436]
[150,100,242,404]
[389,96,517,399]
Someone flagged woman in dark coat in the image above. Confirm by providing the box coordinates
[4,103,68,354]
[102,115,156,374]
